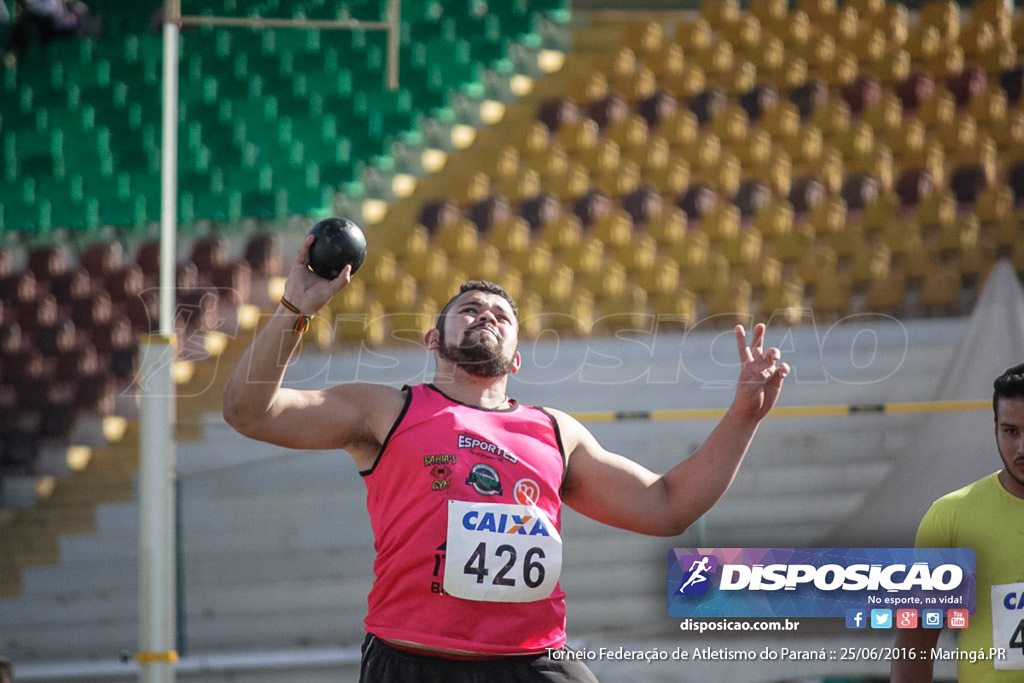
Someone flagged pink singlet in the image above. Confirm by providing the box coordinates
[361,383,568,655]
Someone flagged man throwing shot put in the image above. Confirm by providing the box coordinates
[892,362,1024,682]
[223,236,790,682]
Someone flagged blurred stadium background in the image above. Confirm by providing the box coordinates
[1,0,1024,680]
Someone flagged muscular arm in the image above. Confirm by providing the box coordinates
[891,627,941,682]
[559,324,789,536]
[222,237,403,469]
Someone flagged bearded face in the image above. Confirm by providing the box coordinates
[437,322,517,378]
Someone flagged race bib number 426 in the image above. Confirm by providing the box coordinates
[443,500,562,603]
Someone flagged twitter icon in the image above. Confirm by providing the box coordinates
[870,609,893,629]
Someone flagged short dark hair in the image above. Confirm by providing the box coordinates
[993,362,1024,414]
[435,281,518,334]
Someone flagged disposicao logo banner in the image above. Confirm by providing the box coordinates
[668,548,976,618]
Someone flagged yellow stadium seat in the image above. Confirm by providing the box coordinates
[532,263,575,303]
[849,241,892,287]
[651,285,697,328]
[975,184,1013,226]
[542,290,595,337]
[624,135,670,174]
[557,117,600,155]
[806,195,849,238]
[847,0,885,19]
[538,213,583,253]
[724,16,764,56]
[583,260,628,301]
[720,229,763,267]
[376,272,418,312]
[327,277,368,317]
[576,138,621,178]
[625,21,667,59]
[743,253,783,292]
[828,221,864,260]
[457,243,503,282]
[560,235,605,281]
[606,114,651,154]
[710,104,751,145]
[392,224,430,262]
[765,221,814,264]
[699,0,742,29]
[919,0,961,40]
[591,160,641,199]
[615,233,659,276]
[660,109,699,148]
[686,250,730,295]
[915,189,956,229]
[748,32,786,73]
[919,260,962,312]
[405,245,451,283]
[513,292,543,340]
[637,254,681,297]
[798,243,838,287]
[901,140,947,188]
[645,206,688,247]
[656,49,706,98]
[670,230,711,273]
[814,50,858,88]
[874,49,911,85]
[421,269,467,313]
[782,10,812,50]
[597,284,651,334]
[884,117,926,159]
[647,160,692,196]
[882,217,923,259]
[591,209,635,249]
[335,300,387,347]
[760,275,805,323]
[434,218,480,257]
[700,204,741,245]
[675,17,715,55]
[989,215,1022,252]
[749,0,788,27]
[486,216,532,257]
[362,249,399,290]
[754,199,796,239]
[937,214,980,254]
[867,270,907,313]
[707,274,753,322]
[543,162,591,204]
[864,94,904,134]
[798,0,837,19]
[859,192,901,233]
[678,133,723,172]
[801,34,837,69]
[811,273,852,318]
[811,98,851,140]
[761,101,802,141]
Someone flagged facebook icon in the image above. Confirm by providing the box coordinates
[846,609,866,629]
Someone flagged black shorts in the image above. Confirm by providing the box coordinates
[359,634,601,683]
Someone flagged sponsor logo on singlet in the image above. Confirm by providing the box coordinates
[423,454,455,491]
[466,463,502,496]
[457,432,518,464]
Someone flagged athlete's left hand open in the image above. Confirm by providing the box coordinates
[733,323,789,421]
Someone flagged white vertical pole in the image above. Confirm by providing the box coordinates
[159,6,180,337]
[138,1,181,680]
[138,336,178,682]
